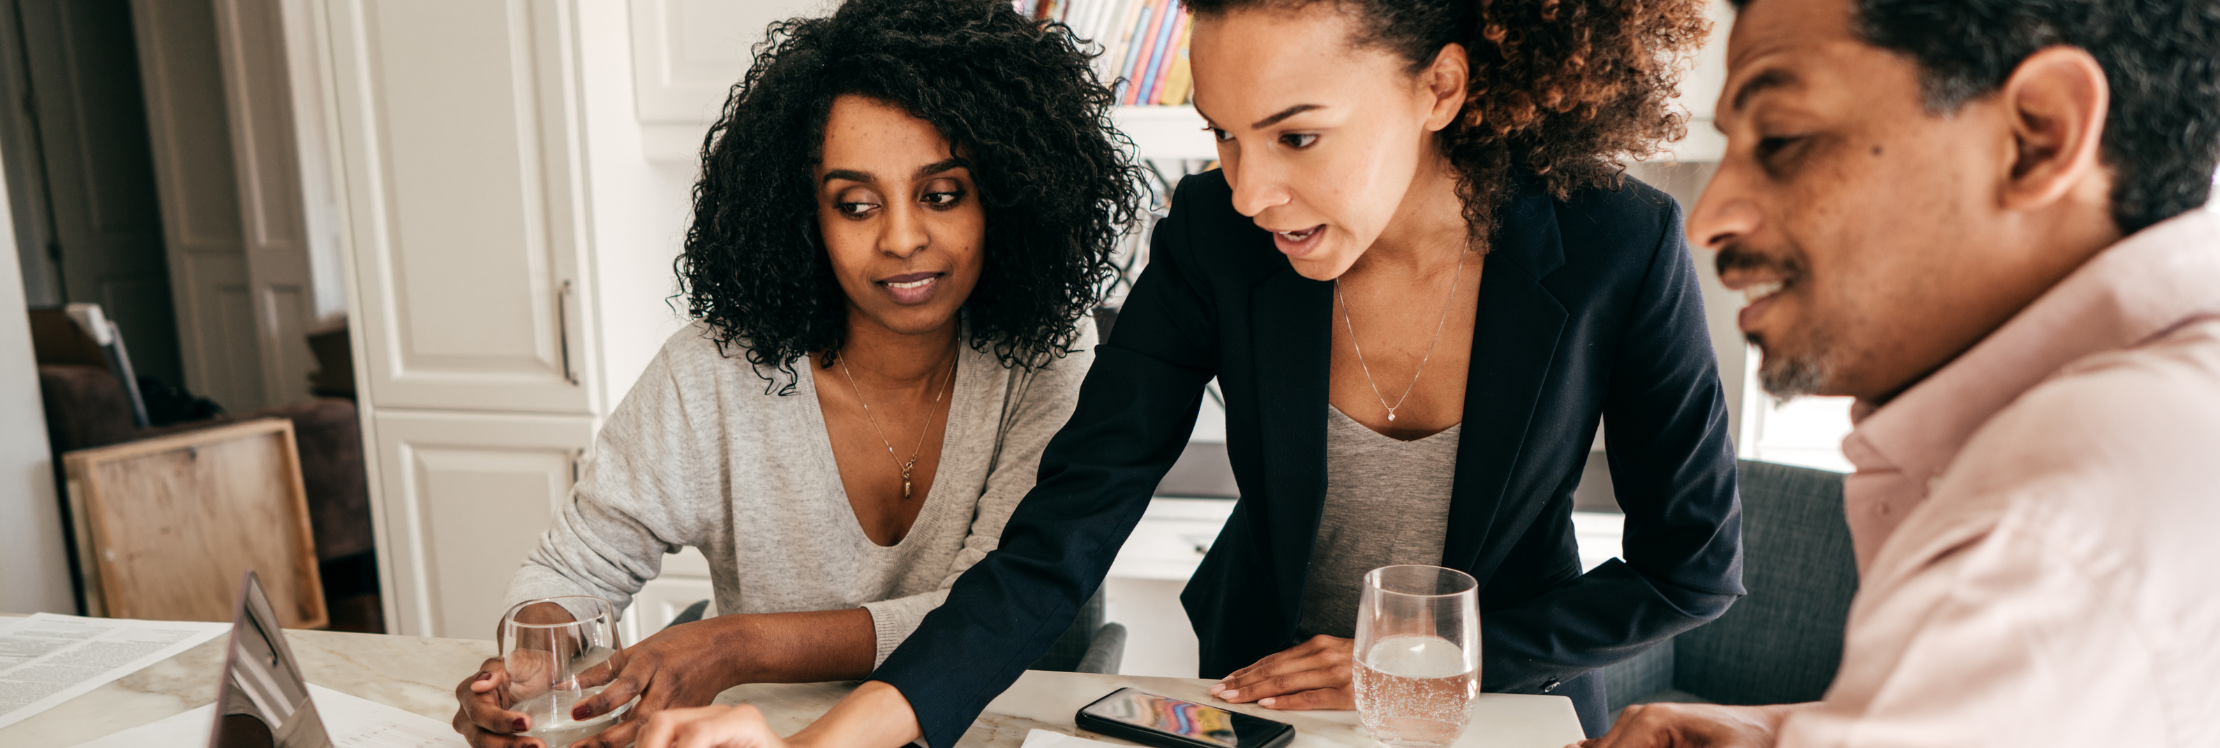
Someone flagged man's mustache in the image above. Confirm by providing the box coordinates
[1715,242,1808,280]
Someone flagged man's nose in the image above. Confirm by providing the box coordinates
[1687,162,1762,253]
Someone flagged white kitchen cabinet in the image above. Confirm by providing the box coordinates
[324,0,597,414]
[369,409,595,639]
[622,545,713,643]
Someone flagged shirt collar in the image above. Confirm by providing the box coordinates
[1844,208,2220,483]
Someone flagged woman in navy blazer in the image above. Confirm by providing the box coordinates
[632,0,1738,746]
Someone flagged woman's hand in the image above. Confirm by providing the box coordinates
[637,705,790,748]
[562,619,752,748]
[453,657,542,748]
[1208,635,1357,710]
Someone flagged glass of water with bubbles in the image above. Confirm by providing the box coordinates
[500,596,629,748]
[1352,565,1481,748]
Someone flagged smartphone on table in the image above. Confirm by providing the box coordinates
[1074,687,1296,748]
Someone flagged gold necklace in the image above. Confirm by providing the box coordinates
[836,344,957,499]
[1335,249,1468,423]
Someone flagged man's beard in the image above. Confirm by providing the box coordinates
[1749,329,1834,399]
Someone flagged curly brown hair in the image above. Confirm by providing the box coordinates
[1186,0,1710,245]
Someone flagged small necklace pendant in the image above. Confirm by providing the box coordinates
[903,479,911,499]
[1387,412,1396,422]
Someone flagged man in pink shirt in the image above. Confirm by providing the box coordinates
[1580,0,2220,746]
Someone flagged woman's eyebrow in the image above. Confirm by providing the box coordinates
[1252,104,1323,129]
[822,168,873,184]
[915,157,969,178]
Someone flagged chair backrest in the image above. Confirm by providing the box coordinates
[1029,587,1108,672]
[1673,459,1858,705]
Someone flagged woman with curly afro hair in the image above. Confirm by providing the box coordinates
[639,0,1740,746]
[448,2,1140,747]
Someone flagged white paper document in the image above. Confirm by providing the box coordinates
[0,613,230,730]
[68,683,466,748]
[1021,728,1127,748]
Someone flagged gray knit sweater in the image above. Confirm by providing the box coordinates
[505,321,1093,666]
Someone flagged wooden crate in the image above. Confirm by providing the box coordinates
[63,419,328,629]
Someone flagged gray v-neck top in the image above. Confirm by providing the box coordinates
[1295,405,1464,639]
[506,321,1091,666]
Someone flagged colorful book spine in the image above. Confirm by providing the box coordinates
[1142,2,1186,104]
[1157,15,1194,105]
[1124,0,1172,104]
[1113,1,1155,102]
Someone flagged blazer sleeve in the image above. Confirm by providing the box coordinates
[868,186,1222,748]
[1479,202,1746,692]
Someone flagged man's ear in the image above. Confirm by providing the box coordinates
[1998,46,2110,211]
[1420,43,1469,133]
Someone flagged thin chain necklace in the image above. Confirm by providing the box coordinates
[836,343,957,499]
[1335,249,1468,423]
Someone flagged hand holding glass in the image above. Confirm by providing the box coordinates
[501,597,628,748]
[1351,565,1481,748]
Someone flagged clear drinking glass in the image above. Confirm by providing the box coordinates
[500,596,628,748]
[1352,565,1481,748]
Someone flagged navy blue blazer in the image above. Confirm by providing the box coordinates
[874,170,1744,745]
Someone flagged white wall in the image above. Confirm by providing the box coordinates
[0,151,76,615]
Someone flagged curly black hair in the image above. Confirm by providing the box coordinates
[1801,0,2219,235]
[678,0,1145,392]
[1186,0,1711,247]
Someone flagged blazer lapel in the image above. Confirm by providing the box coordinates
[1442,182,1570,580]
[1249,265,1333,628]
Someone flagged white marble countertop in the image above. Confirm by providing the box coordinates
[0,615,1584,748]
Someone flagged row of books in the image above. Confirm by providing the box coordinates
[1017,0,1195,106]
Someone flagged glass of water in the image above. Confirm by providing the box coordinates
[501,596,628,748]
[1352,565,1481,748]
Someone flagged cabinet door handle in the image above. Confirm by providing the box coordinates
[557,280,579,385]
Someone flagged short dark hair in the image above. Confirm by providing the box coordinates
[1185,0,1712,247]
[1732,0,2220,234]
[680,0,1144,391]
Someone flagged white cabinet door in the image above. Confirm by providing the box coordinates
[326,0,594,413]
[623,573,714,645]
[371,409,595,639]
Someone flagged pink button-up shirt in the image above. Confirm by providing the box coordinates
[1777,208,2220,747]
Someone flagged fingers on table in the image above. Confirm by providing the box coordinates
[457,665,530,734]
[454,720,546,748]
[1255,687,1354,711]
[1215,641,1353,702]
[1579,704,1678,748]
[638,705,773,748]
[572,667,650,721]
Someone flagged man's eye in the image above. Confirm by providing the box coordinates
[1755,135,1804,162]
[1280,133,1317,149]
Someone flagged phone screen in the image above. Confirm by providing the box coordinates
[1077,689,1287,747]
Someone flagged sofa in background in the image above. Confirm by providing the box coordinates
[1600,459,1860,720]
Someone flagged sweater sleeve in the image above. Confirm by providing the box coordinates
[859,323,1100,667]
[504,340,713,624]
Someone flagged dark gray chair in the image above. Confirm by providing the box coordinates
[1600,459,1859,718]
[663,588,1127,674]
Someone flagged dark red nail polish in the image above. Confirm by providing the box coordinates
[572,705,593,720]
[476,671,491,682]
[512,717,528,732]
